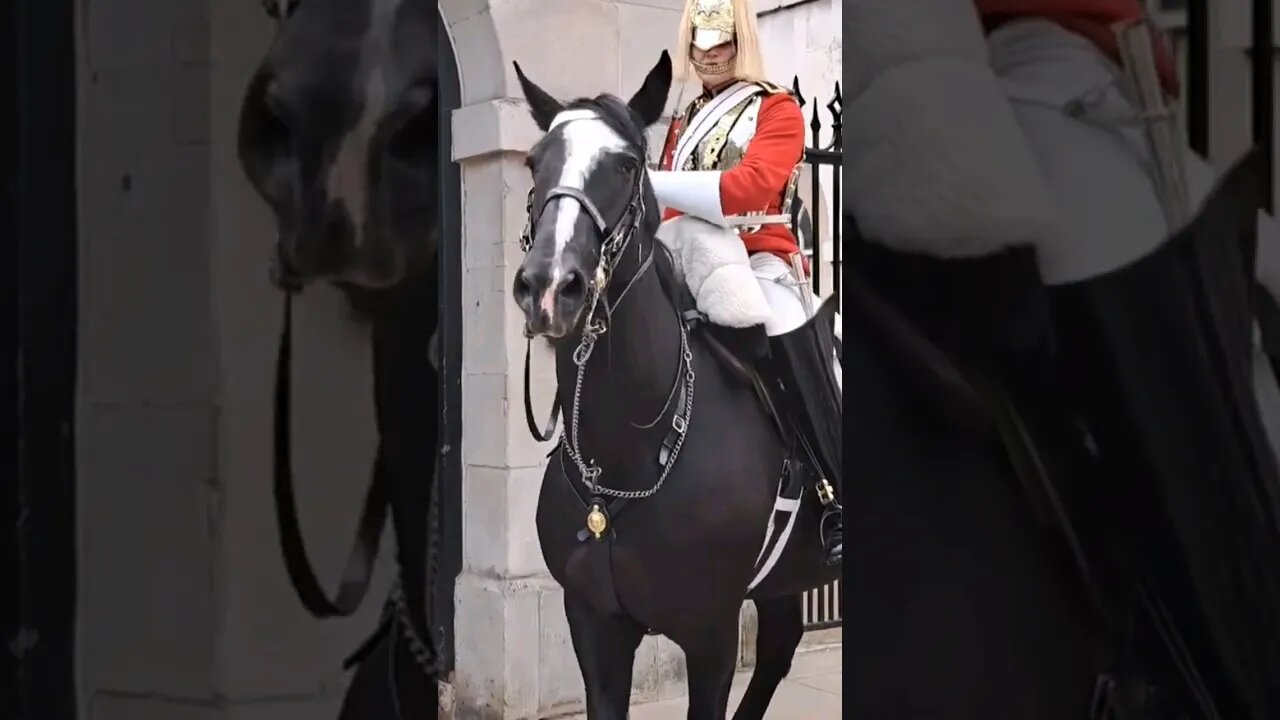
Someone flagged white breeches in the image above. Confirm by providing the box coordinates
[749,252,843,389]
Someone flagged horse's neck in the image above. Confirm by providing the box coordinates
[555,240,684,469]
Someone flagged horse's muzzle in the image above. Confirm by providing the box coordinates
[512,255,590,339]
[272,215,410,292]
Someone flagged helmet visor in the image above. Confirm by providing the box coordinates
[691,27,733,51]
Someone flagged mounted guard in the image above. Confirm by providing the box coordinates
[652,0,843,566]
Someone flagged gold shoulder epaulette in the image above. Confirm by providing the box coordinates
[755,80,790,96]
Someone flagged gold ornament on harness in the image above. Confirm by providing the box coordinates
[586,502,609,539]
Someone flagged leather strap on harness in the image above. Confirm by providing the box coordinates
[273,293,390,618]
[524,338,563,442]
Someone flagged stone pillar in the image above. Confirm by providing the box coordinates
[441,1,695,716]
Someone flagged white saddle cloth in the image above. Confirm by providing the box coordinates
[655,215,772,328]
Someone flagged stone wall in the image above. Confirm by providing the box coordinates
[75,1,395,718]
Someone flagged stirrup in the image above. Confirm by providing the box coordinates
[820,504,842,565]
[815,477,837,506]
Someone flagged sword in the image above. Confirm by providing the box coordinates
[655,81,689,170]
[790,251,816,318]
[1115,19,1191,230]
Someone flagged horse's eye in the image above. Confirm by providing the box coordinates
[617,157,638,174]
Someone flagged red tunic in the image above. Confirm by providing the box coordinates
[659,90,806,261]
[975,0,1180,96]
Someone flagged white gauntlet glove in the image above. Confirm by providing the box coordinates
[649,170,729,227]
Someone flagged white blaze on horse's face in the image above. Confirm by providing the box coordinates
[328,0,403,246]
[538,108,629,314]
[546,108,630,258]
[238,0,442,291]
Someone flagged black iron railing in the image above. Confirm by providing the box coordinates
[802,577,842,632]
[1183,0,1273,210]
[790,77,843,632]
[790,77,842,304]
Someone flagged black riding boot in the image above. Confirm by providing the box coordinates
[767,297,843,566]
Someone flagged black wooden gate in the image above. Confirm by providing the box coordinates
[432,11,465,677]
[3,1,79,717]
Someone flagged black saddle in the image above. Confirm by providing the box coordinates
[680,310,790,437]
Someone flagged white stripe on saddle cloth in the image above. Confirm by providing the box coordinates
[747,484,803,591]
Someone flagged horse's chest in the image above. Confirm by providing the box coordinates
[536,456,769,617]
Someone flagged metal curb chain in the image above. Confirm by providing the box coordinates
[389,580,438,674]
[564,321,695,500]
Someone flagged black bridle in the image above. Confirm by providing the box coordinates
[518,124,697,542]
[518,136,651,443]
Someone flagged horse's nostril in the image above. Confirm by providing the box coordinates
[561,270,586,302]
[513,268,533,301]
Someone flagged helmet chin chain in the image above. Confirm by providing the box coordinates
[691,57,734,78]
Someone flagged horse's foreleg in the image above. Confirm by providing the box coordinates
[677,617,740,720]
[564,592,646,719]
[731,596,804,720]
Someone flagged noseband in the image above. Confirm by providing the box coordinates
[517,168,649,327]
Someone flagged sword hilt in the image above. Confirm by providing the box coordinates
[789,251,816,318]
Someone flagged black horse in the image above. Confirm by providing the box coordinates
[236,1,442,718]
[842,151,1280,719]
[510,52,840,719]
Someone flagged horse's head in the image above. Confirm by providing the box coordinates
[511,52,673,339]
[237,0,439,292]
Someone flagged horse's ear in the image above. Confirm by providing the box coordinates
[513,61,564,132]
[626,50,673,128]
